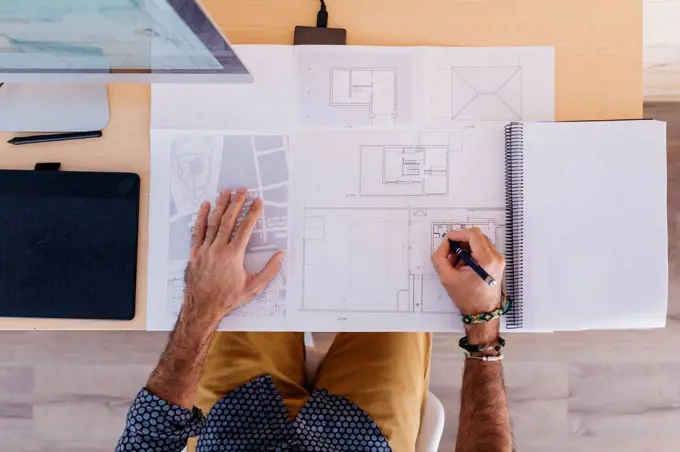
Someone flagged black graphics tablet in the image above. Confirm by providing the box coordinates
[0,170,140,320]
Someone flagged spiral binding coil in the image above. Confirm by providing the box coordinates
[504,123,524,329]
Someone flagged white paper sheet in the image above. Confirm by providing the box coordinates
[148,44,555,331]
[521,121,668,331]
[151,45,295,133]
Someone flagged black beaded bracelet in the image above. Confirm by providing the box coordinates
[458,335,506,354]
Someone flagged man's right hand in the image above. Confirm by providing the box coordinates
[431,228,506,340]
[433,231,513,452]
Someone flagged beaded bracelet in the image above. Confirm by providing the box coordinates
[464,352,504,362]
[460,293,512,325]
[459,335,506,354]
[459,334,506,362]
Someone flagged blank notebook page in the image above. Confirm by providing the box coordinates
[522,121,668,330]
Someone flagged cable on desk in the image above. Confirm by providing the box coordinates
[317,0,328,28]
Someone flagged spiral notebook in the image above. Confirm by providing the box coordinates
[504,120,668,330]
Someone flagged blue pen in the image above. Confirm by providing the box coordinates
[443,234,497,287]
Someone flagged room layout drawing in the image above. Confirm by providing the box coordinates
[359,131,463,196]
[446,66,522,121]
[330,67,398,125]
[301,207,505,314]
[430,220,501,254]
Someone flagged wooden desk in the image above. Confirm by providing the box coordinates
[0,0,642,330]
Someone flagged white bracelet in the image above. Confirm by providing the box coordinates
[465,351,504,362]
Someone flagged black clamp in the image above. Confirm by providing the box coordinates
[34,162,61,172]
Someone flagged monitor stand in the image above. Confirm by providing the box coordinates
[0,84,110,133]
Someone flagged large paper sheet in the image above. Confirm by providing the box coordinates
[148,44,555,331]
[521,121,668,331]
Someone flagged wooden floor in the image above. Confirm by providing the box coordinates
[0,103,678,452]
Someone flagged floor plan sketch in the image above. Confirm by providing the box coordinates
[296,47,415,128]
[430,219,501,254]
[301,207,505,314]
[330,68,398,125]
[167,134,290,320]
[359,131,463,196]
[447,66,522,121]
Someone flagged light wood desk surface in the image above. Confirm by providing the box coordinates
[0,0,643,330]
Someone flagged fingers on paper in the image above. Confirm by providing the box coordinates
[216,188,248,243]
[247,251,284,295]
[431,238,457,277]
[233,198,262,251]
[191,201,211,251]
[205,190,231,245]
[446,228,497,265]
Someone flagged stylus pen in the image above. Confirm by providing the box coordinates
[8,130,103,146]
[443,234,497,287]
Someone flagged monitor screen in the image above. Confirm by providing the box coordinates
[0,0,249,78]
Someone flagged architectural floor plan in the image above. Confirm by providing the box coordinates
[296,46,415,128]
[360,131,463,196]
[301,207,505,314]
[330,68,398,126]
[149,45,555,331]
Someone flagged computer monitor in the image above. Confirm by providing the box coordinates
[0,0,252,133]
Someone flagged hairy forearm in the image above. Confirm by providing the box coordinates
[146,304,220,409]
[456,323,513,452]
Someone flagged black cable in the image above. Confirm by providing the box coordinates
[316,0,328,28]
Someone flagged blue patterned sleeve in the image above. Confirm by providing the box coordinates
[115,388,207,452]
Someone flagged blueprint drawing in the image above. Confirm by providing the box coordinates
[148,45,555,332]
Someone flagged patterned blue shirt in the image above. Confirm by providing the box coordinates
[116,375,391,451]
